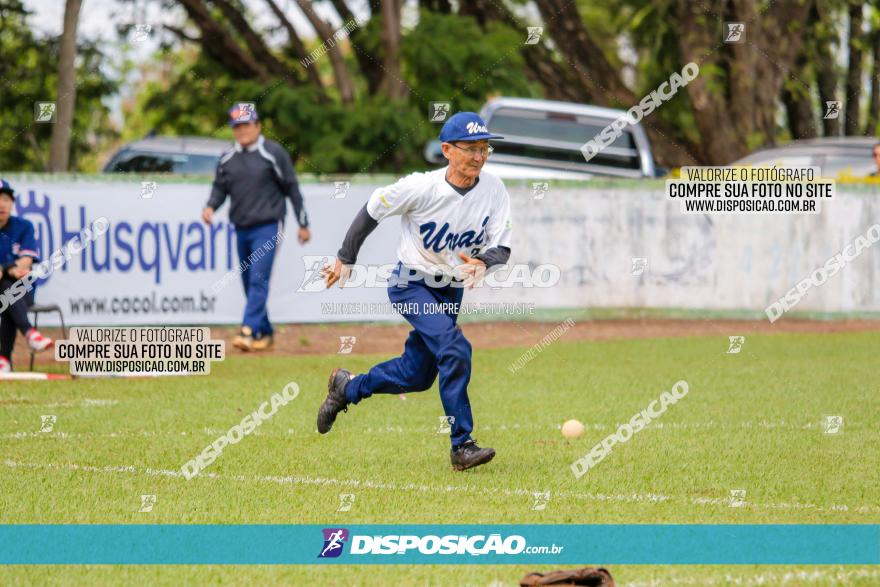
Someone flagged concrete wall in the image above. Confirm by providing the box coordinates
[471,183,880,314]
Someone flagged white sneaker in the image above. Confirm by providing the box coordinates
[26,329,54,353]
[0,356,10,373]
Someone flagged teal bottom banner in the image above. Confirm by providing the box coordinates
[1,525,877,564]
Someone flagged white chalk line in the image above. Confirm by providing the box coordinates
[3,460,878,515]
[0,419,857,441]
[0,398,119,408]
[362,419,857,433]
[1,430,216,440]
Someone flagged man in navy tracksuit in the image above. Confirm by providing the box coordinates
[202,104,311,351]
[0,179,54,373]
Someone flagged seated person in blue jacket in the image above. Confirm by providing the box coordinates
[0,179,54,373]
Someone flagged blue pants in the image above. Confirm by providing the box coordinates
[346,264,474,449]
[236,221,282,338]
[0,275,35,363]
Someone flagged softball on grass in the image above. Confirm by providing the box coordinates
[561,419,585,439]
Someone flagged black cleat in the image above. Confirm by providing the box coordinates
[318,368,353,434]
[450,439,495,471]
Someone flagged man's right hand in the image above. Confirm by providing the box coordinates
[201,207,214,225]
[320,257,351,289]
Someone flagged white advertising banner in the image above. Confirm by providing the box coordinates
[5,178,880,326]
[9,179,402,326]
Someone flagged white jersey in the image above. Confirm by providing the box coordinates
[366,168,513,277]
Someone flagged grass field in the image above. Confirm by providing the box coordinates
[1,328,878,585]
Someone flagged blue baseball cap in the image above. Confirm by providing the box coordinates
[228,103,259,126]
[439,112,503,142]
[0,178,14,200]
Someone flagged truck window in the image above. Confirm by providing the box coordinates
[487,107,640,171]
[106,152,220,174]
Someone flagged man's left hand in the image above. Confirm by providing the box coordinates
[298,227,311,244]
[457,252,487,289]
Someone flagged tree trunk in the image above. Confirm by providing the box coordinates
[264,0,324,89]
[47,0,82,172]
[212,0,296,81]
[419,0,451,13]
[717,0,810,149]
[295,0,356,104]
[532,0,702,166]
[533,0,636,107]
[814,0,841,136]
[782,51,818,139]
[727,0,759,143]
[178,0,273,81]
[464,0,584,102]
[866,32,880,135]
[670,0,743,163]
[844,2,863,135]
[673,0,811,162]
[816,61,840,135]
[327,0,384,94]
[379,0,408,100]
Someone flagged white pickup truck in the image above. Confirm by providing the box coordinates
[425,97,662,180]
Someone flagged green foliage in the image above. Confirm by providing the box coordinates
[261,85,430,174]
[401,12,536,113]
[576,0,630,70]
[126,10,538,175]
[3,0,874,171]
[130,51,240,141]
[0,0,117,172]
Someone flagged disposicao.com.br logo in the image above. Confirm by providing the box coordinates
[317,528,563,558]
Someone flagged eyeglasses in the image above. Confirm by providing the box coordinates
[449,143,494,158]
